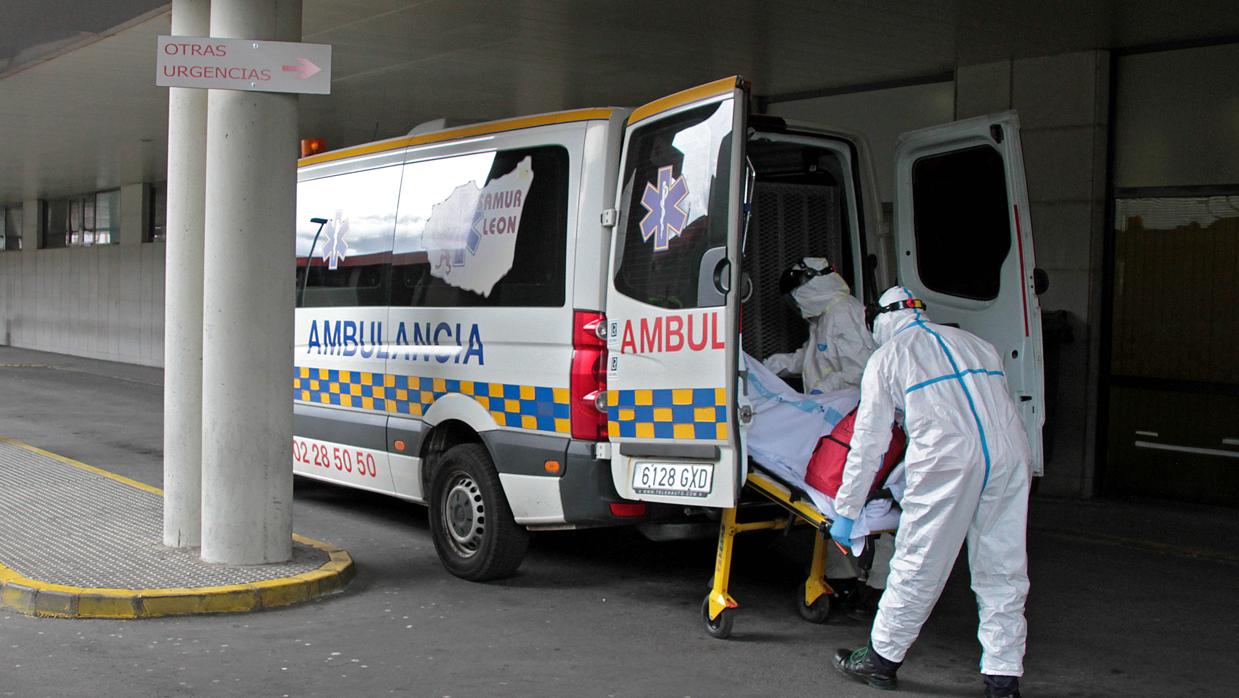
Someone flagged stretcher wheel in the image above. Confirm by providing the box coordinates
[701,596,734,639]
[796,581,831,624]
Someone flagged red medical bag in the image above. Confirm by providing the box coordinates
[805,409,906,498]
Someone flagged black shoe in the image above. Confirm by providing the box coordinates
[833,645,899,691]
[845,585,882,622]
[983,674,1020,697]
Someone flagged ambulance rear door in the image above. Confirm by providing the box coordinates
[604,77,748,508]
[893,111,1046,475]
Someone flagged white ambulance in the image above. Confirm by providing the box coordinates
[292,76,1044,581]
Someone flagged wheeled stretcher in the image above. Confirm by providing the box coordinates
[702,356,902,638]
[701,466,894,639]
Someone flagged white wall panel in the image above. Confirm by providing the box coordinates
[0,242,166,366]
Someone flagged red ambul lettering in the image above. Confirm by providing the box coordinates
[619,310,726,355]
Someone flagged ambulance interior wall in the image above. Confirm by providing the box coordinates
[0,183,166,367]
[769,52,1111,498]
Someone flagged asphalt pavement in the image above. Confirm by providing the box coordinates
[0,346,1235,697]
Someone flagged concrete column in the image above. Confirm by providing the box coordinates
[957,52,1111,498]
[162,0,211,548]
[21,198,40,250]
[119,183,148,247]
[200,0,300,564]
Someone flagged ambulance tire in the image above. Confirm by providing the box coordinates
[796,580,831,624]
[701,596,734,639]
[429,443,529,582]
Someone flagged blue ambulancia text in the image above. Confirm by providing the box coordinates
[305,320,485,365]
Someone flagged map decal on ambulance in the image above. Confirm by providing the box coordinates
[639,165,689,252]
[424,155,534,297]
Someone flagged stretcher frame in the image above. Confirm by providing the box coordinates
[702,467,838,639]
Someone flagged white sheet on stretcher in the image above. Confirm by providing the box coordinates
[744,353,903,554]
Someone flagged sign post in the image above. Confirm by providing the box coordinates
[156,36,331,95]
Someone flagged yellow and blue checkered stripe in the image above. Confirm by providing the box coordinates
[294,367,571,434]
[606,387,728,440]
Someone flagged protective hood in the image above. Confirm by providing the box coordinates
[789,257,852,320]
[872,286,932,346]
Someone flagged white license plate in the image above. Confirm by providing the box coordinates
[631,462,714,498]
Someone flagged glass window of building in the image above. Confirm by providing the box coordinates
[148,183,166,242]
[93,189,120,245]
[1,205,22,251]
[42,191,121,248]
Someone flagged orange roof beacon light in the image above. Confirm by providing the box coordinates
[300,138,326,158]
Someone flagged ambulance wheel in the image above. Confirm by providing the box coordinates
[796,581,831,624]
[429,443,528,582]
[702,596,734,639]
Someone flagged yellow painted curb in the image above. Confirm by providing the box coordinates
[0,436,355,619]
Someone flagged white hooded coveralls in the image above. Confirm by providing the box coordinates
[762,259,876,394]
[834,287,1032,677]
[762,259,882,583]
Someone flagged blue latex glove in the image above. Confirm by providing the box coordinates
[829,515,855,548]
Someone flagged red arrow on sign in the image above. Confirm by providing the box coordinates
[281,57,321,80]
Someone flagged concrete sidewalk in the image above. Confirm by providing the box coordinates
[0,349,353,619]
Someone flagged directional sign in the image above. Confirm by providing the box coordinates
[156,36,331,95]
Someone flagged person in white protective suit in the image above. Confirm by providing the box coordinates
[829,286,1031,698]
[764,258,888,615]
[763,258,876,394]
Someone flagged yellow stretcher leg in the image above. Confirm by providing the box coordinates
[804,530,835,607]
[707,506,740,621]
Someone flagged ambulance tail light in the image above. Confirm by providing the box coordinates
[609,501,646,518]
[571,310,608,441]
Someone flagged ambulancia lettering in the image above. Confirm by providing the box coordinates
[306,319,485,365]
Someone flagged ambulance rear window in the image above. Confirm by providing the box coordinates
[614,100,733,310]
[911,145,1011,301]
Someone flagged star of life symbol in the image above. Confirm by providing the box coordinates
[322,209,349,271]
[639,165,690,252]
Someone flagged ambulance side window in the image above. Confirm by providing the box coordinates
[614,100,733,309]
[911,146,1011,301]
[390,145,569,308]
[295,165,400,308]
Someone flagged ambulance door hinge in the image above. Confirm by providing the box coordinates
[600,208,619,228]
[594,441,612,460]
[738,405,753,425]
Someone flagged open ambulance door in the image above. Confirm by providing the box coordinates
[893,112,1046,475]
[604,77,749,508]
